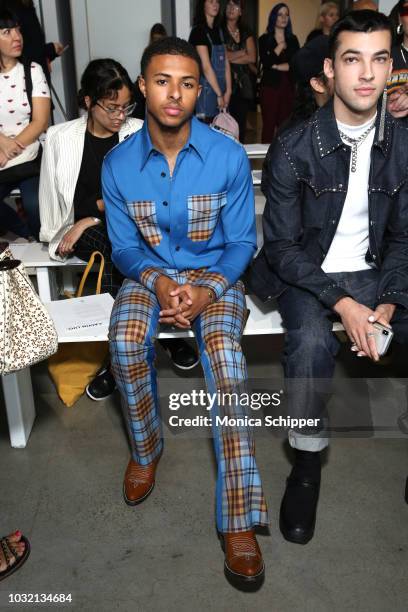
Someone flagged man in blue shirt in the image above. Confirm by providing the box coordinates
[103,37,268,587]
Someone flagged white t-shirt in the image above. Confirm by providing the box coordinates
[321,115,376,273]
[0,61,50,170]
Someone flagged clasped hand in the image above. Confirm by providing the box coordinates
[0,136,25,168]
[156,276,212,329]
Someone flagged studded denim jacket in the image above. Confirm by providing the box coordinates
[253,99,408,309]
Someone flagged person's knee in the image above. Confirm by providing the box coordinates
[285,324,336,362]
[203,330,242,357]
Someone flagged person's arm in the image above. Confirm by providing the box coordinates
[374,178,408,310]
[387,87,408,118]
[57,217,101,256]
[14,97,50,147]
[271,63,289,71]
[259,35,281,70]
[39,128,63,242]
[196,45,225,107]
[227,35,256,65]
[0,133,25,161]
[192,147,257,299]
[262,138,350,308]
[102,156,168,291]
[45,41,64,61]
[272,36,298,71]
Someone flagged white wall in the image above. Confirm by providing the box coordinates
[77,0,162,82]
[379,0,395,15]
[35,0,67,124]
[175,0,192,40]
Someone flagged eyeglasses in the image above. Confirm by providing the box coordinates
[96,101,136,117]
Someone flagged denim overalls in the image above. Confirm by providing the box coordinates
[196,29,226,120]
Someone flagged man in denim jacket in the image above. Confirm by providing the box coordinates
[257,11,408,544]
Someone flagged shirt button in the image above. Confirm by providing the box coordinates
[175,246,180,251]
[165,227,170,233]
[161,171,166,177]
[163,201,168,206]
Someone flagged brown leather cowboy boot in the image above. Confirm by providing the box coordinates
[123,454,161,506]
[220,529,265,588]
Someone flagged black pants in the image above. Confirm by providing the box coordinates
[229,93,250,143]
[74,223,123,297]
[277,269,408,450]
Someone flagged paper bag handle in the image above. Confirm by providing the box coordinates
[76,251,105,297]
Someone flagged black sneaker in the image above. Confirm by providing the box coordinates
[86,368,116,401]
[159,339,199,370]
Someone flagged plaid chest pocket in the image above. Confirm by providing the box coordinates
[187,192,227,242]
[127,201,162,247]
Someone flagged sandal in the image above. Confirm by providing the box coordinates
[0,534,30,582]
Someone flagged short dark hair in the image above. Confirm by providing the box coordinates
[140,36,202,77]
[149,22,167,43]
[329,10,392,60]
[77,58,134,110]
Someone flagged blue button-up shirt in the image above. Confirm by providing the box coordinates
[102,116,256,298]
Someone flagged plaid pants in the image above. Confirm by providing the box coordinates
[109,269,269,533]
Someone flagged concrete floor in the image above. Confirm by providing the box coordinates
[0,336,407,612]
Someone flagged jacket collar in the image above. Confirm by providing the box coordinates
[314,98,392,159]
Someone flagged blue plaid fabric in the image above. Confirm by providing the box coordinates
[109,269,269,533]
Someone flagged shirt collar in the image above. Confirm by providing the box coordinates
[139,115,208,171]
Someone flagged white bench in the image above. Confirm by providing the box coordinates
[9,242,85,302]
[2,290,345,448]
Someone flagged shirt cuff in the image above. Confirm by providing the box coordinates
[376,290,408,310]
[193,272,229,300]
[318,284,351,310]
[139,267,164,292]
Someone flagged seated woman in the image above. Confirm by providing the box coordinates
[40,59,198,400]
[0,7,50,239]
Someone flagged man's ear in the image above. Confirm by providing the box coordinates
[197,83,202,98]
[84,95,91,110]
[310,76,326,94]
[324,57,334,80]
[138,75,147,98]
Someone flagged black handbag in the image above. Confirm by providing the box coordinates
[238,70,254,101]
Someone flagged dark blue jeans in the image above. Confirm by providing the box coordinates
[277,269,408,450]
[0,176,40,239]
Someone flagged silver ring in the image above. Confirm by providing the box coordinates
[366,332,375,338]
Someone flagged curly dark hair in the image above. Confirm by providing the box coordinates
[140,36,202,77]
[77,58,134,109]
